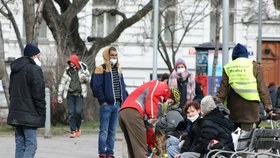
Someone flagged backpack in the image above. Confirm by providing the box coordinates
[90,64,106,97]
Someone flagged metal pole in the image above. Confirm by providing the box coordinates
[222,0,229,66]
[44,87,51,138]
[257,0,262,63]
[152,0,159,80]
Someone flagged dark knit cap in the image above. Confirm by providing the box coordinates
[175,58,186,70]
[232,43,248,60]
[24,43,40,57]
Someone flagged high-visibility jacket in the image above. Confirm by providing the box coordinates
[224,58,260,101]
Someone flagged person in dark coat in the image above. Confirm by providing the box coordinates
[275,86,280,108]
[174,96,234,158]
[7,43,46,158]
[216,43,272,131]
[267,82,277,108]
[268,82,277,108]
[193,81,204,104]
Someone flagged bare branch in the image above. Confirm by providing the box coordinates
[1,0,24,54]
[92,9,127,19]
[33,0,46,44]
[60,0,89,26]
[87,0,153,51]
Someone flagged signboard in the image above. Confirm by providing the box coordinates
[196,49,223,95]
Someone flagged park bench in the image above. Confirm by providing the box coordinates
[206,128,280,158]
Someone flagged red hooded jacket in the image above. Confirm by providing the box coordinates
[120,80,170,119]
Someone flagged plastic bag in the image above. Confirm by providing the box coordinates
[231,127,241,151]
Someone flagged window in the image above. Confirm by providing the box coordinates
[38,20,47,38]
[210,1,234,43]
[151,0,176,42]
[92,0,117,37]
[22,19,47,39]
[161,0,176,42]
[163,10,176,42]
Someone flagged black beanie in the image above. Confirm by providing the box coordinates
[24,43,40,57]
[232,43,248,60]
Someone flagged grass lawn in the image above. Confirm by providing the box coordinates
[0,121,100,136]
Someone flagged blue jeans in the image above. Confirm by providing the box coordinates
[147,135,180,158]
[67,95,84,132]
[15,126,37,158]
[98,103,120,156]
[167,135,180,158]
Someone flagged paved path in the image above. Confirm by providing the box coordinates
[0,132,127,158]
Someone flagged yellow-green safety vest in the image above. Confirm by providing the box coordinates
[224,58,260,101]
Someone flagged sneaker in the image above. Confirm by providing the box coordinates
[69,131,76,138]
[99,154,106,158]
[76,129,81,137]
[106,156,115,158]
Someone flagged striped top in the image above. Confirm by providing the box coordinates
[112,66,121,100]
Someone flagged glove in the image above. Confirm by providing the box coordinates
[147,118,157,125]
[57,96,63,104]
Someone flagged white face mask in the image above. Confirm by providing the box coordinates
[110,59,117,65]
[177,67,185,74]
[34,57,42,67]
[187,114,199,122]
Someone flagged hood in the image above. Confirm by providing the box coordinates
[67,55,81,70]
[205,107,234,131]
[11,57,34,73]
[102,47,119,67]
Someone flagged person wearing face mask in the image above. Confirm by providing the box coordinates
[119,80,170,158]
[57,54,91,138]
[7,43,46,158]
[176,101,201,134]
[174,96,234,158]
[91,46,127,158]
[169,58,196,109]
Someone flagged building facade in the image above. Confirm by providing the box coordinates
[1,0,280,97]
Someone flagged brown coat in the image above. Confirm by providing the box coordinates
[216,61,272,123]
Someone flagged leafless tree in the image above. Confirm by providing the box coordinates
[274,0,280,10]
[1,0,154,123]
[0,22,9,106]
[210,0,221,95]
[157,0,211,72]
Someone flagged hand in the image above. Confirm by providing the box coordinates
[80,74,86,81]
[174,154,181,158]
[267,110,273,117]
[57,96,63,104]
[147,118,157,125]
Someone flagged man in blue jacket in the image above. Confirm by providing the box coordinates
[92,46,127,158]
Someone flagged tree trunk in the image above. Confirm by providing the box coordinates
[0,22,10,106]
[211,5,221,95]
[23,0,36,43]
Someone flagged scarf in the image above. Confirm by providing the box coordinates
[169,69,196,103]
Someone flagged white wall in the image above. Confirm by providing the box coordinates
[1,0,280,94]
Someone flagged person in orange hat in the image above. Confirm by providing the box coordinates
[57,54,90,138]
